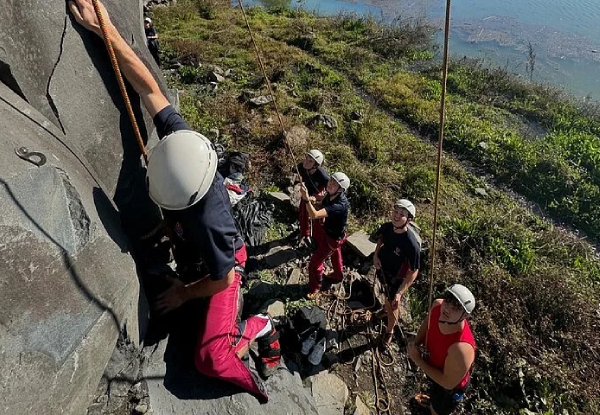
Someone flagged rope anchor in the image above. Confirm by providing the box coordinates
[15,147,47,167]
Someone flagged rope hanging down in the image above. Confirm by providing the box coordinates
[91,0,149,164]
[426,0,452,345]
[237,0,304,178]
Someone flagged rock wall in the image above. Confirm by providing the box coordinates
[0,1,164,414]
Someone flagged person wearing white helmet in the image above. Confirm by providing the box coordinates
[295,149,329,246]
[373,199,420,348]
[69,0,279,403]
[300,172,350,298]
[408,284,477,415]
[144,16,160,64]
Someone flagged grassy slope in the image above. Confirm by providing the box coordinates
[152,1,600,413]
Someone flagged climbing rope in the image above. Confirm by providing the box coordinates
[236,0,312,186]
[91,0,148,164]
[426,0,452,347]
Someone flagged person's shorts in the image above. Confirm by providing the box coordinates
[430,381,465,415]
[377,269,403,301]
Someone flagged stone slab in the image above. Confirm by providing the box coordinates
[287,268,303,285]
[346,231,377,258]
[311,371,349,415]
[268,191,291,204]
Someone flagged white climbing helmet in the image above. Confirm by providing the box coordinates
[394,199,416,218]
[446,284,476,314]
[146,130,217,211]
[144,17,152,24]
[306,149,324,166]
[331,172,350,192]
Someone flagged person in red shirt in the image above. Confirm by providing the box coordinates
[408,284,476,415]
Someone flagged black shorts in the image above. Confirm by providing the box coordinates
[377,269,403,301]
[430,381,465,415]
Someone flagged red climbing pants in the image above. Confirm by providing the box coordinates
[194,244,270,402]
[308,222,347,293]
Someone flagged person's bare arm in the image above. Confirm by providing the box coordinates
[300,185,328,219]
[397,268,418,296]
[69,0,169,117]
[155,267,236,314]
[409,341,474,389]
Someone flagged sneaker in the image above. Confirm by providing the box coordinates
[256,317,281,379]
[301,330,317,355]
[308,337,326,366]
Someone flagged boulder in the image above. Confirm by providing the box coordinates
[311,114,338,130]
[249,95,274,107]
[268,191,291,204]
[346,231,377,258]
[310,371,349,415]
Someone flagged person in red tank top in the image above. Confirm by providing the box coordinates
[408,284,477,415]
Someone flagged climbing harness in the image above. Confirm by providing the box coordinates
[91,0,148,164]
[15,147,46,167]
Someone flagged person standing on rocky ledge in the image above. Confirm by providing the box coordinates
[408,284,477,415]
[68,0,280,403]
[373,199,420,348]
[144,17,160,65]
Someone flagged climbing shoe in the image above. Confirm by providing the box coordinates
[257,319,281,379]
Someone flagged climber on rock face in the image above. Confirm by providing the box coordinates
[68,0,280,403]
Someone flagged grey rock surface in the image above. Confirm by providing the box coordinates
[263,242,298,268]
[141,318,319,415]
[311,114,338,130]
[346,231,376,258]
[0,78,141,415]
[311,371,348,415]
[268,191,291,204]
[0,0,166,413]
[249,95,274,107]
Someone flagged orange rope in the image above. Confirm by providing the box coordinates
[426,0,452,348]
[91,0,148,164]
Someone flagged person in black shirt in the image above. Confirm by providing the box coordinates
[374,199,420,347]
[296,150,329,246]
[69,0,279,403]
[300,172,350,297]
[144,17,160,65]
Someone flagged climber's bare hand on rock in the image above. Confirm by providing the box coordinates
[68,0,112,36]
[155,277,187,315]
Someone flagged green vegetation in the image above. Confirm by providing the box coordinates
[152,1,600,413]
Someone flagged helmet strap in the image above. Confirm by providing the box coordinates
[439,311,466,325]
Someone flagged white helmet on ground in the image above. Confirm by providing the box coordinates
[331,172,350,192]
[447,284,476,314]
[306,149,324,166]
[394,199,416,218]
[146,130,217,210]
